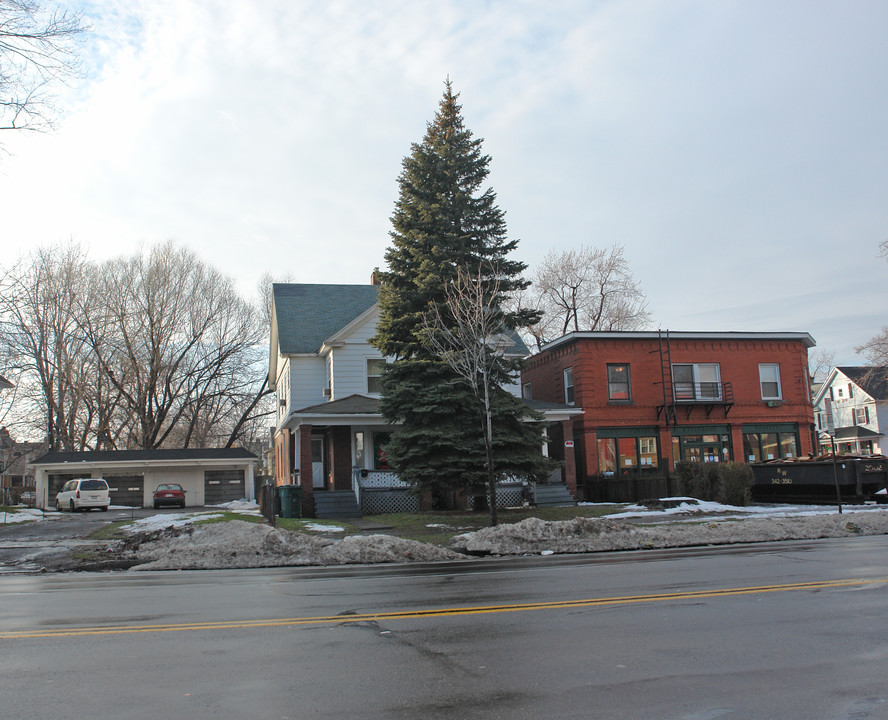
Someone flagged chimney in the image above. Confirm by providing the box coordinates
[370,267,382,286]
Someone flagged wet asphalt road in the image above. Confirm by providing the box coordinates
[1,536,887,720]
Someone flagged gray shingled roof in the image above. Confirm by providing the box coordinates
[295,394,381,415]
[32,448,257,465]
[273,283,379,355]
[838,366,888,401]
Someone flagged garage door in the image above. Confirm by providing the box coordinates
[105,475,144,507]
[204,470,245,504]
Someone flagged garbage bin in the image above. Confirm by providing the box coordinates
[277,485,303,518]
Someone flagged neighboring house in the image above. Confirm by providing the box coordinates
[269,280,581,517]
[0,428,46,503]
[32,448,258,509]
[812,367,887,455]
[521,331,817,501]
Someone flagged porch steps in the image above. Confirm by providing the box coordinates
[533,483,576,507]
[314,490,362,519]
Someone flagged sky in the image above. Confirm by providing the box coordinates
[2,0,886,366]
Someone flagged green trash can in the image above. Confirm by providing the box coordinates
[278,485,303,518]
[290,485,302,518]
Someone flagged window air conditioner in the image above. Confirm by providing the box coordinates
[322,388,331,397]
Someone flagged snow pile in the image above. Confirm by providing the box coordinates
[129,520,463,570]
[449,510,888,556]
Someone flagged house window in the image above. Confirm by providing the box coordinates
[522,383,532,400]
[366,359,388,394]
[854,406,870,425]
[837,388,844,398]
[759,364,782,400]
[373,431,391,470]
[564,367,574,405]
[607,364,631,401]
[672,363,721,400]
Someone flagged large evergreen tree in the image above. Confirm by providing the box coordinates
[371,80,551,518]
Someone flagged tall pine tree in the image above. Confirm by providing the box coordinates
[371,80,551,518]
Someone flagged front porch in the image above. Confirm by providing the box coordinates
[275,394,582,518]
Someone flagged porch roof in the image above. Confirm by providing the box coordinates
[831,426,884,441]
[284,394,583,427]
[285,394,390,427]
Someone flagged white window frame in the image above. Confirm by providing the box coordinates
[759,363,782,400]
[564,367,575,405]
[366,357,388,395]
[854,406,870,425]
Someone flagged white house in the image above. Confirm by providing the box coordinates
[813,367,887,455]
[268,280,581,517]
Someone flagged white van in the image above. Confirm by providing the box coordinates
[55,478,110,512]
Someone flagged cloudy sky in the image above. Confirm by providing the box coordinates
[2,0,886,365]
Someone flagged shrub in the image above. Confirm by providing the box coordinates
[674,461,701,497]
[718,461,753,506]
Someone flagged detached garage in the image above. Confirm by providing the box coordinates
[32,448,257,509]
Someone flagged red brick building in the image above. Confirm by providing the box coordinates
[521,331,816,500]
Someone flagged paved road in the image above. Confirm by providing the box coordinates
[1,536,887,719]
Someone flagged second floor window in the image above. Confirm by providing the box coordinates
[522,382,532,400]
[672,363,721,400]
[564,367,575,405]
[855,406,870,425]
[367,358,388,394]
[759,363,782,400]
[607,364,631,401]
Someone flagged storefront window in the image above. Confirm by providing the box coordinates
[743,434,761,463]
[761,433,779,461]
[779,434,797,458]
[618,437,638,471]
[639,437,658,467]
[599,434,658,476]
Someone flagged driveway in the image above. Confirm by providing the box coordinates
[0,506,205,572]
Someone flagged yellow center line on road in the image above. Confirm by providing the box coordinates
[3,577,886,640]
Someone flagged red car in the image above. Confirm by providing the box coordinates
[153,483,186,509]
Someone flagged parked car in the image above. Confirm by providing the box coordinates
[153,483,186,509]
[19,490,37,506]
[875,488,887,504]
[55,478,110,512]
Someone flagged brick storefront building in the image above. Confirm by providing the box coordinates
[521,331,816,500]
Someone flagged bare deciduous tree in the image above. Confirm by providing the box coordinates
[0,0,88,136]
[516,244,652,351]
[421,268,518,526]
[808,348,836,385]
[0,243,94,448]
[1,241,271,450]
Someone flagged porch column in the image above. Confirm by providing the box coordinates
[561,419,577,498]
[298,424,314,517]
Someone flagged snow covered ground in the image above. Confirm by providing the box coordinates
[6,499,888,571]
[115,499,888,570]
